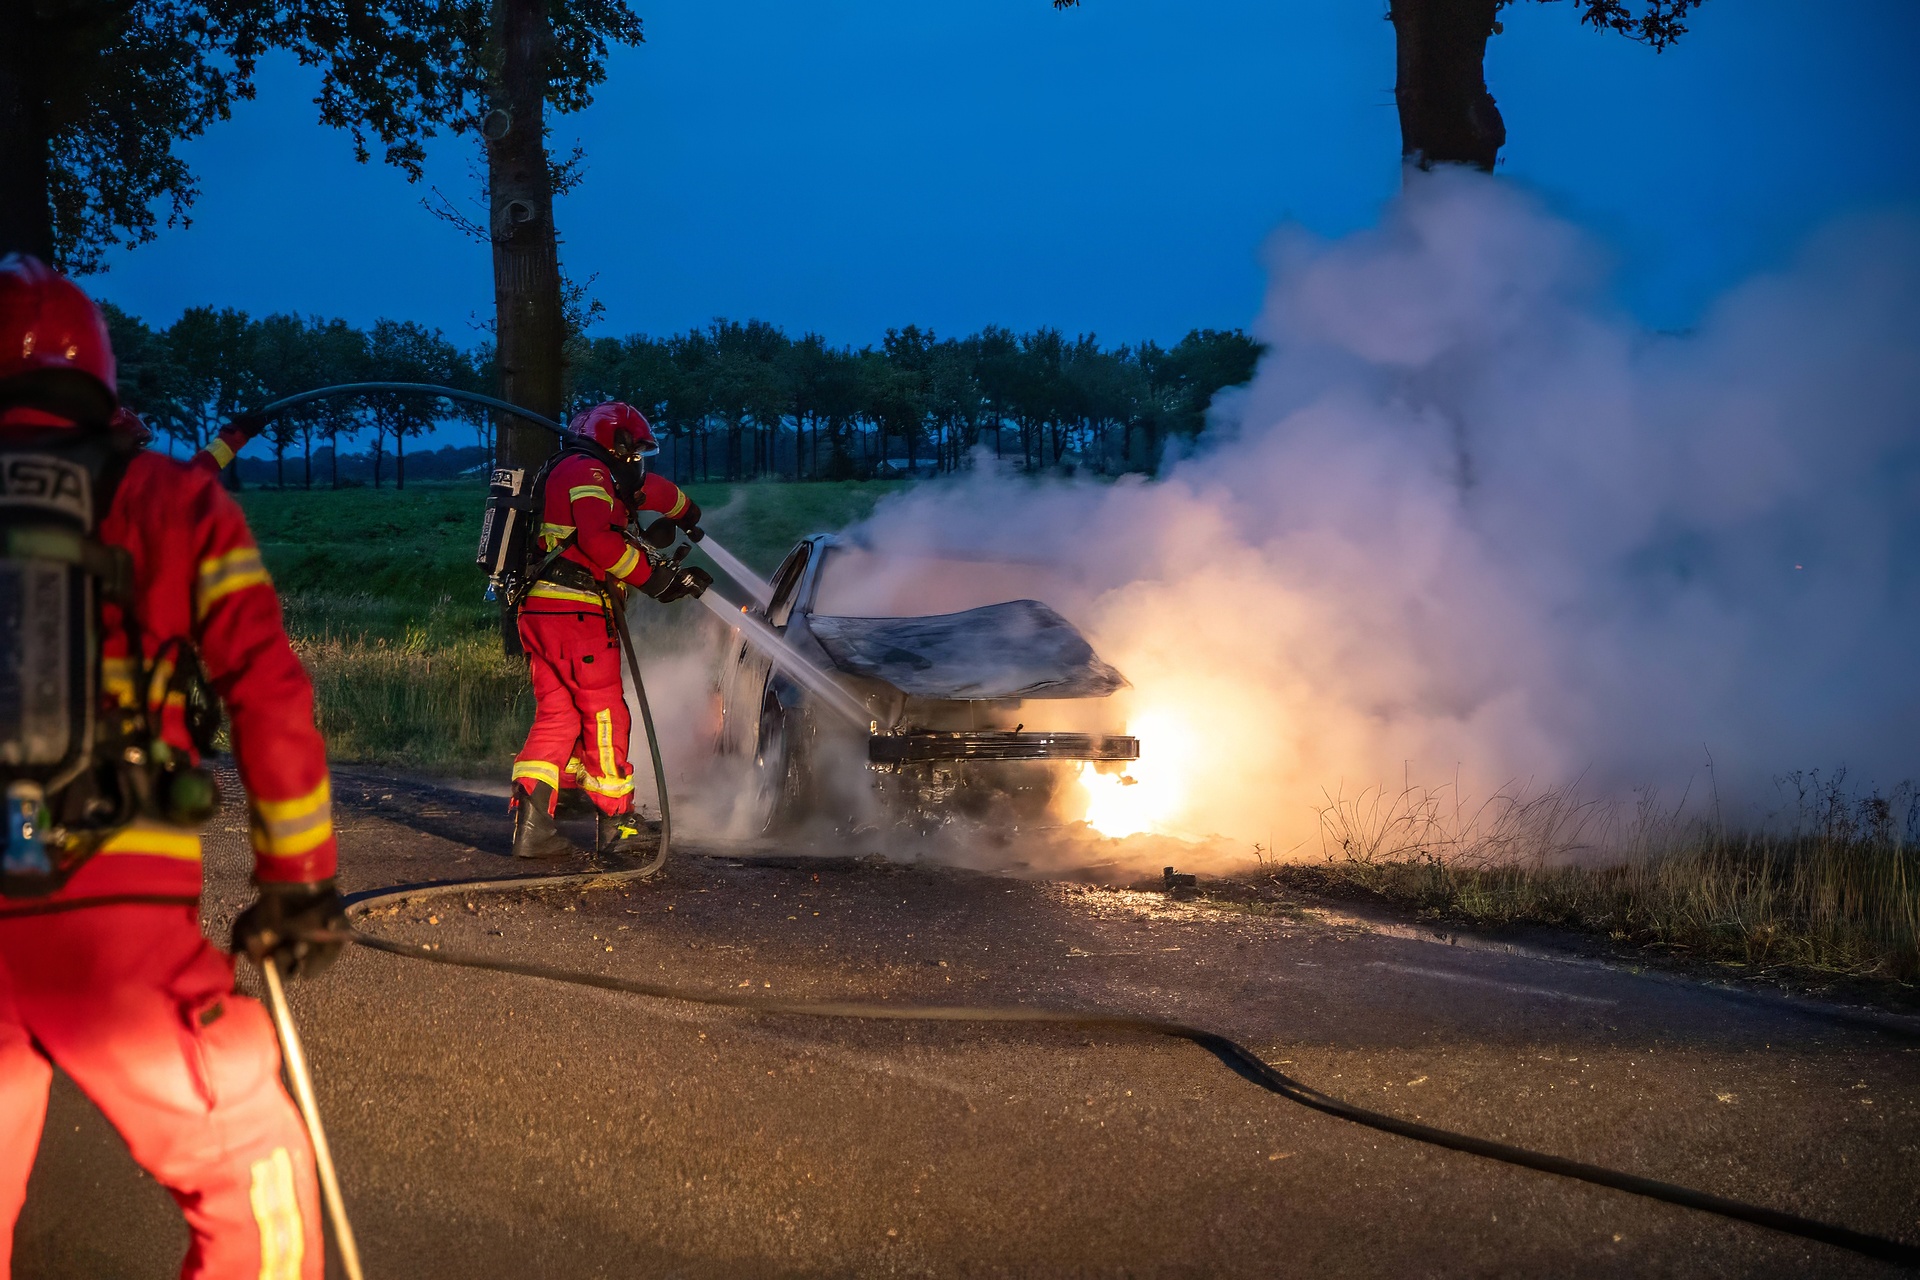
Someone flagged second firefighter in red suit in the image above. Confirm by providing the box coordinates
[511,402,709,859]
[0,256,342,1279]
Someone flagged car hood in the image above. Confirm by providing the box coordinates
[803,599,1128,700]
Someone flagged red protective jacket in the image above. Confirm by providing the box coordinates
[51,450,336,905]
[521,450,692,612]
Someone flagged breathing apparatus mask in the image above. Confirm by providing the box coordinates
[0,421,220,898]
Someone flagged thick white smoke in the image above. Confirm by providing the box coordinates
[845,172,1920,856]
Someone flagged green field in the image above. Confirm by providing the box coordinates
[239,478,906,773]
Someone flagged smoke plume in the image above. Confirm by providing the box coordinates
[844,172,1920,856]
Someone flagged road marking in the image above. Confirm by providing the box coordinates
[1368,961,1619,1006]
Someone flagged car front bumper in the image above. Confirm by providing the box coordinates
[868,731,1139,765]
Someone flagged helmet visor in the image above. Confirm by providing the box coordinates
[613,427,660,460]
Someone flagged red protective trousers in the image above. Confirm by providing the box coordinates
[515,610,634,816]
[0,904,321,1279]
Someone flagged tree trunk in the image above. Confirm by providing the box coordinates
[1389,0,1506,172]
[396,429,406,489]
[0,4,53,261]
[488,0,565,477]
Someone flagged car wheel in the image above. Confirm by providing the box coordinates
[750,692,805,835]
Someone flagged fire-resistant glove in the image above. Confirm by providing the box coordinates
[232,880,348,979]
[637,561,713,604]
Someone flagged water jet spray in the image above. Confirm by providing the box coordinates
[694,586,872,730]
[695,534,774,607]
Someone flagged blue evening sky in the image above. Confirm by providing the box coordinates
[94,0,1920,351]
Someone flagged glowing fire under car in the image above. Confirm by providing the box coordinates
[713,535,1140,834]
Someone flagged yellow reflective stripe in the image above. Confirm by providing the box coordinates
[538,522,576,551]
[142,653,178,714]
[568,484,614,505]
[248,1147,305,1280]
[196,546,271,619]
[609,543,642,579]
[512,760,561,790]
[102,656,138,708]
[564,755,587,780]
[595,709,617,778]
[250,779,333,857]
[253,778,330,823]
[582,774,634,797]
[203,438,236,470]
[524,582,605,606]
[252,823,332,858]
[662,491,689,520]
[97,822,203,861]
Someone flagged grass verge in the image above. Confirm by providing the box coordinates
[1249,779,1920,992]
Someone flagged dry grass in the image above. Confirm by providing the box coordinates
[295,628,532,775]
[1260,773,1920,985]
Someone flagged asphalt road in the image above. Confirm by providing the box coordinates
[15,772,1920,1278]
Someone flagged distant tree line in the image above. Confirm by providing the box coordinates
[104,303,486,489]
[572,321,1261,481]
[103,305,1262,487]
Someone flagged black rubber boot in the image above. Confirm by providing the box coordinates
[553,785,596,821]
[596,808,658,857]
[512,782,578,861]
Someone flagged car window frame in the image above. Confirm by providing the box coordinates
[765,544,811,629]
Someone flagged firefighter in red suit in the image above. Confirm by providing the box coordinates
[0,256,338,1279]
[511,402,708,860]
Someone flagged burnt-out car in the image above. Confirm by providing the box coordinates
[714,535,1138,833]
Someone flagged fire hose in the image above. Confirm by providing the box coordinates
[289,901,1920,1270]
[209,388,1919,1269]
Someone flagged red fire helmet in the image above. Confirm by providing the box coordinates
[0,253,117,427]
[569,401,659,460]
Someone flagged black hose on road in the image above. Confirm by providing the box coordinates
[331,913,1920,1269]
